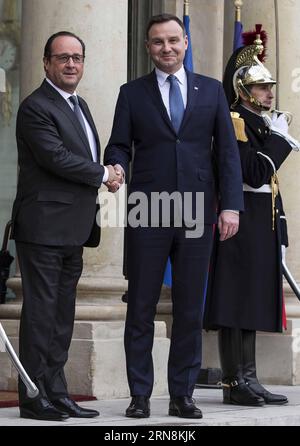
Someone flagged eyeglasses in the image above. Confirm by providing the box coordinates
[49,54,85,64]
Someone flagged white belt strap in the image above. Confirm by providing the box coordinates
[243,183,272,193]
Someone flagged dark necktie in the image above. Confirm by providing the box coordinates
[69,95,89,140]
[168,74,185,133]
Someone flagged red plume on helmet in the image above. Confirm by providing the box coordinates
[242,24,268,62]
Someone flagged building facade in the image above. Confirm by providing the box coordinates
[1,0,300,397]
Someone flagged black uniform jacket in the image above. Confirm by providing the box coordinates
[204,105,292,333]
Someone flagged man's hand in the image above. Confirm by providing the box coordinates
[271,112,289,134]
[105,164,125,193]
[218,211,239,241]
[263,112,300,151]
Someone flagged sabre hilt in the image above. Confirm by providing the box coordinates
[271,109,293,126]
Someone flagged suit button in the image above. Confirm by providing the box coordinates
[176,139,181,144]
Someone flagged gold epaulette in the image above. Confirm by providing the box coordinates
[230,112,248,142]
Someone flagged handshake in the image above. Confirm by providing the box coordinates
[263,111,300,151]
[104,164,125,193]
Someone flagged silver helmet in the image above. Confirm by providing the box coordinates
[223,25,276,110]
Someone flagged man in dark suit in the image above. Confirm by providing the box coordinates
[104,14,244,419]
[11,31,120,421]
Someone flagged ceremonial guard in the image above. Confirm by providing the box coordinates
[204,25,300,406]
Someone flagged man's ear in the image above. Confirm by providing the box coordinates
[43,57,49,74]
[145,40,150,55]
[238,87,249,102]
[184,34,188,50]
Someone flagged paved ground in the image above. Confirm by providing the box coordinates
[0,385,299,427]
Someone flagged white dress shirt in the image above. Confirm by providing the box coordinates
[155,66,187,118]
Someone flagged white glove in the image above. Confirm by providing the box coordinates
[263,112,300,151]
[271,112,289,134]
[281,245,286,264]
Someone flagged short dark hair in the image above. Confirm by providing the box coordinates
[146,14,186,40]
[44,31,85,59]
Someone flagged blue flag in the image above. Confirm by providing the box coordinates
[183,14,194,71]
[163,13,194,288]
[233,19,243,51]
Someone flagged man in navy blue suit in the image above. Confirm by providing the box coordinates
[104,14,244,419]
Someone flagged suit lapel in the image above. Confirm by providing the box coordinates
[143,71,175,134]
[180,70,199,133]
[142,70,202,135]
[78,97,101,161]
[41,80,92,159]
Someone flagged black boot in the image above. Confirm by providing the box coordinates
[218,328,265,406]
[242,329,288,405]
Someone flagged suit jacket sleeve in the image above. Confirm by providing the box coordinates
[213,83,244,212]
[237,132,291,188]
[18,98,104,188]
[237,125,292,247]
[104,86,132,179]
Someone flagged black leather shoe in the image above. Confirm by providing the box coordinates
[125,396,150,418]
[223,381,265,406]
[248,383,288,405]
[52,397,99,418]
[169,397,202,419]
[20,397,69,421]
